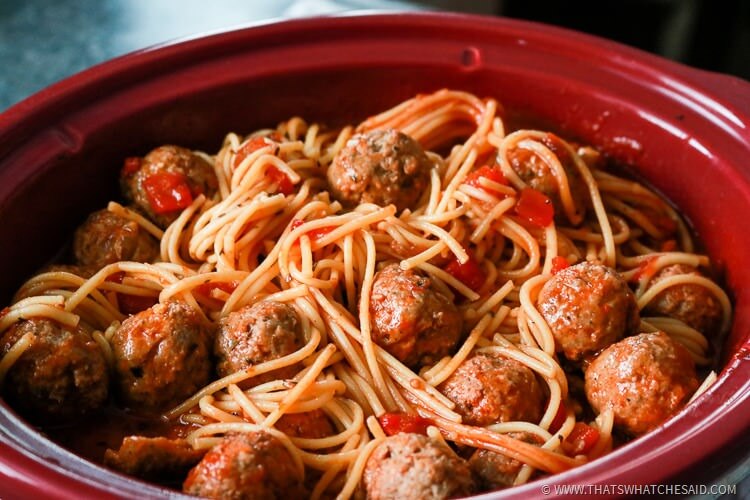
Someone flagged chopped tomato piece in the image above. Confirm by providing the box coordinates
[290,218,334,243]
[118,294,158,315]
[550,256,570,275]
[121,156,141,177]
[233,136,275,168]
[266,165,294,195]
[515,188,554,227]
[564,422,600,456]
[444,252,484,292]
[142,171,193,214]
[378,412,432,436]
[549,401,567,434]
[465,165,507,193]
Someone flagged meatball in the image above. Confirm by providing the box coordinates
[327,128,432,212]
[363,433,475,500]
[73,209,159,268]
[111,301,212,411]
[104,436,205,482]
[643,264,723,335]
[469,432,544,490]
[508,133,588,224]
[585,331,699,436]
[369,263,462,368]
[183,431,306,500]
[121,145,218,228]
[538,261,640,361]
[214,301,305,386]
[0,318,108,419]
[275,409,335,439]
[438,352,544,426]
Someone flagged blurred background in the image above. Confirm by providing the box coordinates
[0,0,748,112]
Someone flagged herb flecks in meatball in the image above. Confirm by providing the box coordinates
[585,331,699,436]
[538,261,640,361]
[111,301,212,412]
[363,433,476,500]
[73,208,159,268]
[0,318,109,419]
[120,145,218,228]
[438,352,544,426]
[369,263,462,369]
[327,128,432,212]
[214,301,305,386]
[183,431,306,500]
[644,264,722,335]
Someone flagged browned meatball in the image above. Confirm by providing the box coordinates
[327,128,432,212]
[183,431,306,500]
[73,209,159,268]
[111,301,212,411]
[585,331,699,436]
[469,432,544,490]
[363,433,475,500]
[275,409,335,439]
[0,318,108,419]
[508,133,588,224]
[538,261,640,361]
[643,264,723,335]
[104,436,205,482]
[40,264,97,278]
[214,301,305,386]
[438,352,544,426]
[120,145,218,228]
[369,263,462,368]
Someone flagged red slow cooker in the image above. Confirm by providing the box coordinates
[0,13,748,499]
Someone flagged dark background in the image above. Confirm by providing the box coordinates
[0,0,748,112]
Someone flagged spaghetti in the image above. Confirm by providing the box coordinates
[0,89,732,499]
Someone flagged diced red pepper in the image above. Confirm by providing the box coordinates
[233,132,283,166]
[121,156,142,177]
[515,188,554,228]
[549,401,567,434]
[444,251,484,292]
[290,218,334,243]
[378,412,432,436]
[233,136,275,168]
[266,165,294,195]
[142,171,194,214]
[564,422,600,456]
[550,256,570,275]
[465,165,507,193]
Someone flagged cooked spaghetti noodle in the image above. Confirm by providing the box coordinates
[0,89,732,499]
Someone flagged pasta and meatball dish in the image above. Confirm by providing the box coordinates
[0,90,731,499]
